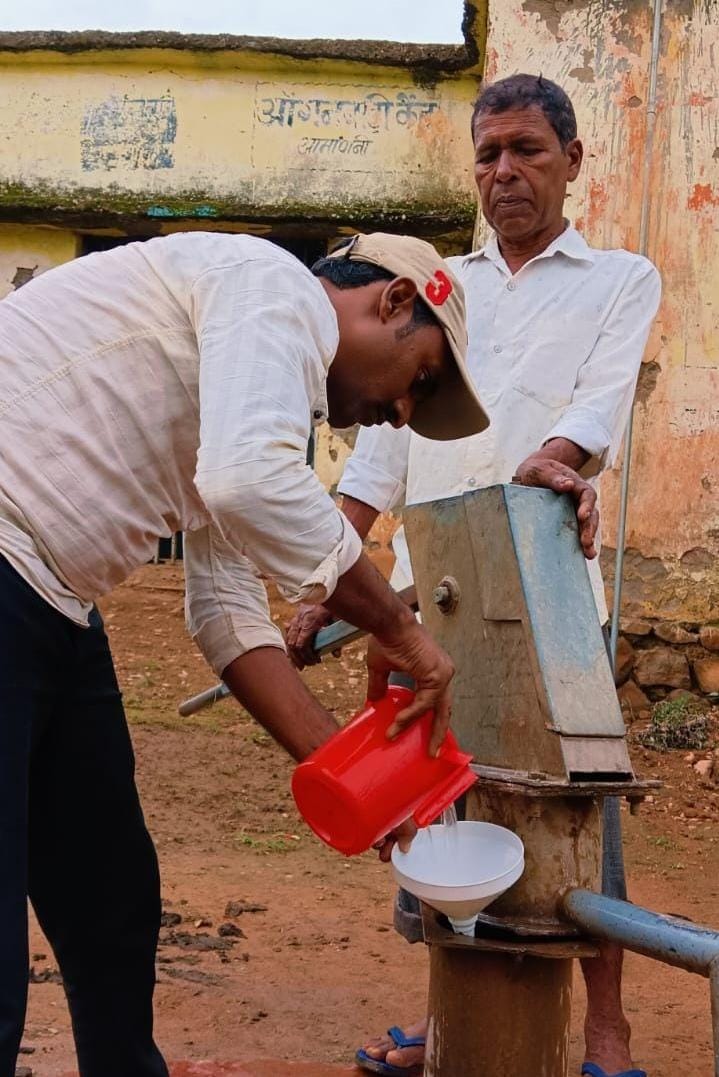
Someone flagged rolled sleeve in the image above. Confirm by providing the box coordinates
[295,511,363,603]
[543,258,662,478]
[338,422,411,512]
[191,257,361,605]
[184,524,286,677]
[545,408,614,468]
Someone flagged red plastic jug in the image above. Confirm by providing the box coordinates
[291,685,475,856]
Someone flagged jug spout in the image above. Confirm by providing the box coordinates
[412,758,475,829]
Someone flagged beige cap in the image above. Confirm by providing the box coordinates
[327,232,489,441]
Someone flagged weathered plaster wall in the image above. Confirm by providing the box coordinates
[1,9,715,628]
[0,224,78,297]
[485,0,719,624]
[313,425,357,496]
[0,44,479,234]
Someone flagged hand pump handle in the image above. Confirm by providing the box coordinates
[177,585,418,717]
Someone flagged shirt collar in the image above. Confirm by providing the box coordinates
[463,221,596,270]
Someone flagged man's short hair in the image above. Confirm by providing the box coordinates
[471,73,578,149]
[311,248,437,333]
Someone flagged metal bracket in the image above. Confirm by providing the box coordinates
[471,763,661,800]
[420,904,598,958]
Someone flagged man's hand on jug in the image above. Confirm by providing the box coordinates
[373,816,418,863]
[286,602,333,669]
[366,623,454,757]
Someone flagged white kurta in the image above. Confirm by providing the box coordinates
[339,226,661,622]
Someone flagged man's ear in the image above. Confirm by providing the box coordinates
[566,138,583,182]
[378,276,419,323]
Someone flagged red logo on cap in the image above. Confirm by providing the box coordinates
[425,270,453,306]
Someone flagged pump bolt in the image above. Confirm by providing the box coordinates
[433,576,460,615]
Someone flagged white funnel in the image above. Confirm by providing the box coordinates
[391,821,524,936]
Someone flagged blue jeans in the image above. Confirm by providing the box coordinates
[0,557,168,1077]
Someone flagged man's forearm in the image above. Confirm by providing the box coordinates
[341,495,379,542]
[336,496,407,628]
[284,497,386,669]
[222,646,340,760]
[324,551,415,643]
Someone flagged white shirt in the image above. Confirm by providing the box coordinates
[339,226,661,622]
[0,232,362,675]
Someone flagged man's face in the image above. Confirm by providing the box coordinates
[472,105,583,243]
[324,277,452,431]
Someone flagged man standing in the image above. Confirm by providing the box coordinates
[0,230,484,1077]
[288,75,661,1077]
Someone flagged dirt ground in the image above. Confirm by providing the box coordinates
[21,563,719,1076]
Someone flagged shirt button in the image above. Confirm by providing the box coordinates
[493,344,503,354]
[507,280,517,291]
[467,477,476,487]
[313,409,324,420]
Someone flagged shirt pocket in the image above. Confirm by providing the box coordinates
[512,321,601,409]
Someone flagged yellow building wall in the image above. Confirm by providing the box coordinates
[0,224,78,297]
[484,0,719,623]
[0,47,478,232]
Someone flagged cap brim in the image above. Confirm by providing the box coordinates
[409,342,490,442]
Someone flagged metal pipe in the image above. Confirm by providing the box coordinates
[709,957,719,1077]
[178,681,230,716]
[563,889,719,976]
[177,616,366,716]
[609,0,664,665]
[426,945,573,1077]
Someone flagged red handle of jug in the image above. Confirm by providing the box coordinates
[412,754,476,829]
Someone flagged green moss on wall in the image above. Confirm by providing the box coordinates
[0,178,476,239]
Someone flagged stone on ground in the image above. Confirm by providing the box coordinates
[654,623,699,645]
[613,635,636,686]
[617,679,650,720]
[634,647,691,689]
[693,657,719,694]
[699,626,719,653]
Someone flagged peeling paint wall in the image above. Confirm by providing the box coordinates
[485,0,719,623]
[0,47,479,230]
[0,224,78,297]
[1,11,716,626]
[313,425,357,496]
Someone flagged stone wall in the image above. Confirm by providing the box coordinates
[616,621,719,721]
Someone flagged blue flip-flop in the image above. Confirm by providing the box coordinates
[582,1064,647,1077]
[355,1025,425,1075]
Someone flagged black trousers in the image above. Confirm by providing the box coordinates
[0,557,168,1077]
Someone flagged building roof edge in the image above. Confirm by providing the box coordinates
[0,27,481,73]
